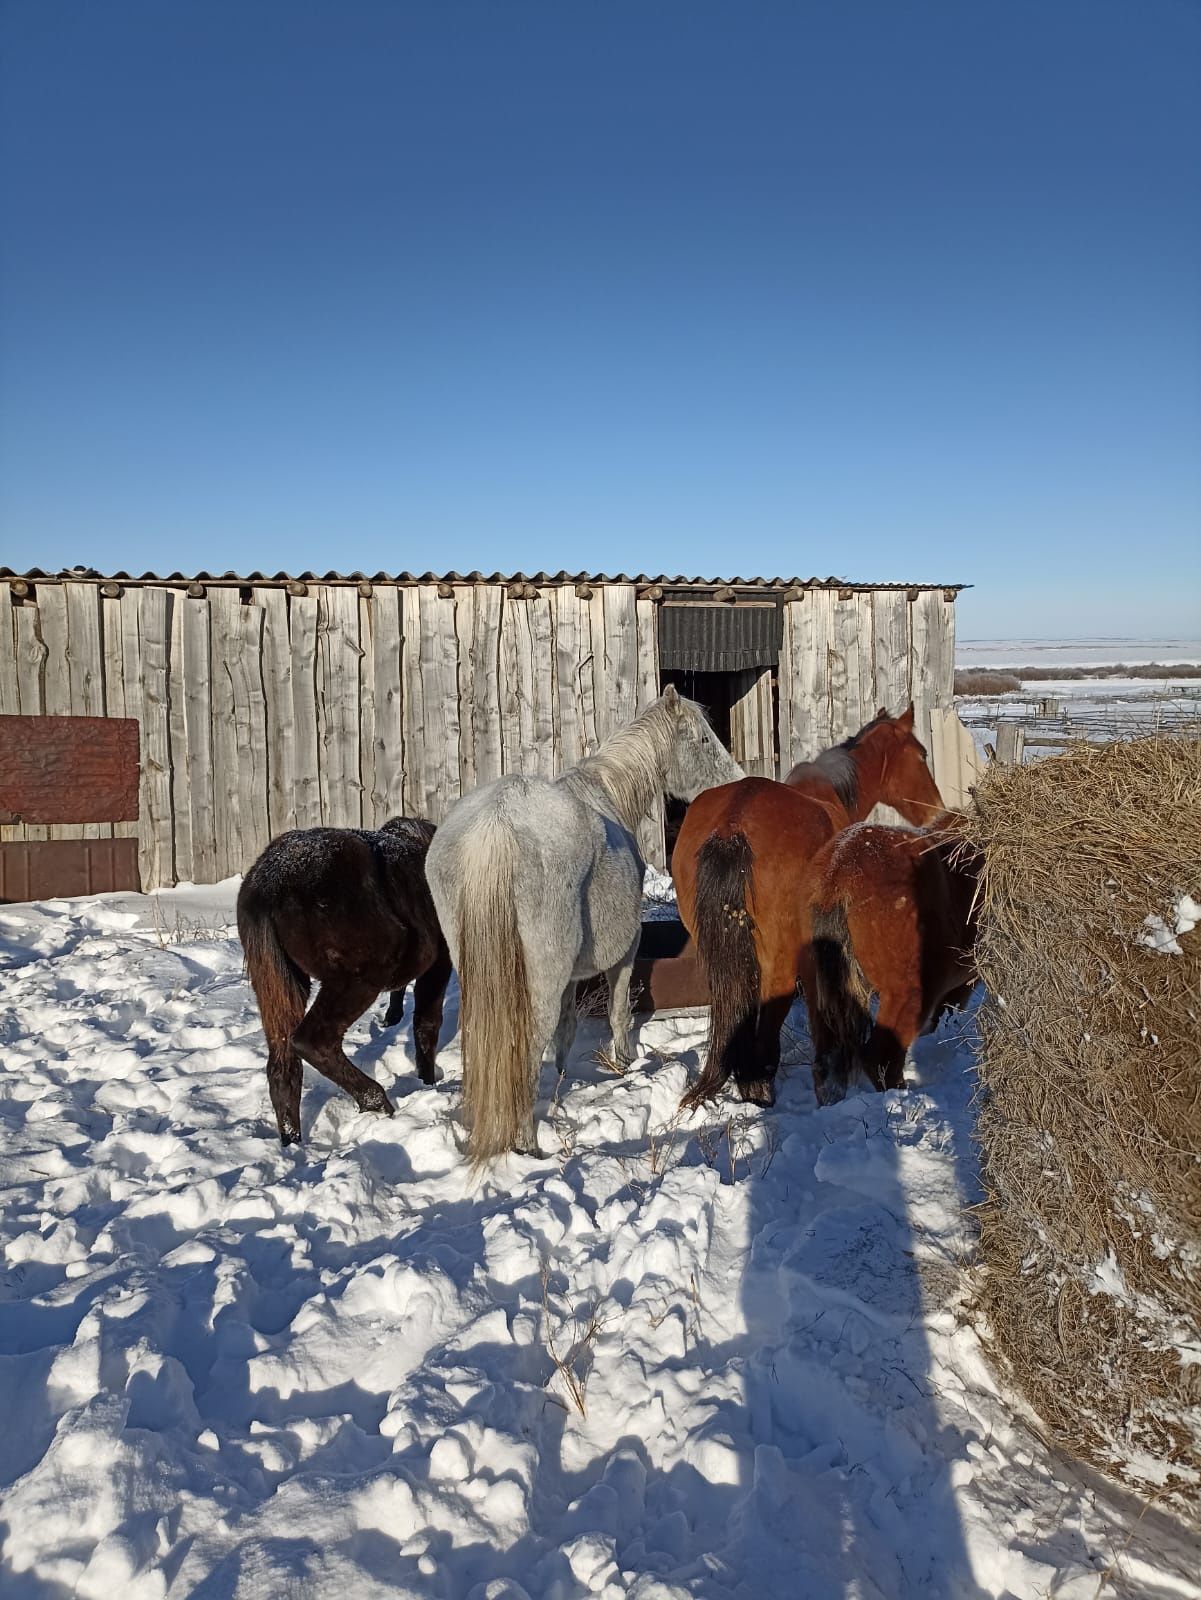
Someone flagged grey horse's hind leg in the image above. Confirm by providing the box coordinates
[551,984,578,1077]
[605,941,638,1069]
[518,971,575,1156]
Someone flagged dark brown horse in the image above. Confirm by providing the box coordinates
[806,814,980,1101]
[237,816,452,1145]
[673,707,943,1109]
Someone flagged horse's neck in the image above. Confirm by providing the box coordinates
[847,739,888,818]
[564,751,661,836]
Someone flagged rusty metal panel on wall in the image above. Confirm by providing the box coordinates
[0,839,141,903]
[0,715,140,825]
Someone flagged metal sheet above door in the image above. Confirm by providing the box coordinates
[657,604,783,672]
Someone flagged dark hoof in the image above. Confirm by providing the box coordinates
[737,1076,776,1108]
[356,1086,395,1117]
[278,1121,302,1146]
[417,1067,437,1087]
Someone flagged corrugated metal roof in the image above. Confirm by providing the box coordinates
[2,566,967,592]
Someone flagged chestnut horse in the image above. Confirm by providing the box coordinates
[673,707,943,1109]
[806,815,981,1101]
[237,816,452,1145]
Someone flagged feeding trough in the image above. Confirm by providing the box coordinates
[576,917,710,1015]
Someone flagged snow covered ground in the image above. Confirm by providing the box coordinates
[2,883,1199,1599]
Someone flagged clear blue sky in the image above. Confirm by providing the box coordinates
[2,0,1198,638]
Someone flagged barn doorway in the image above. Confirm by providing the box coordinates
[657,603,782,862]
[659,667,738,860]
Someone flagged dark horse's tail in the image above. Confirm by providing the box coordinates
[236,870,311,1141]
[809,900,874,1101]
[684,830,762,1107]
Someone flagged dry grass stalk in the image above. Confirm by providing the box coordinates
[539,1261,609,1417]
[962,735,1201,1523]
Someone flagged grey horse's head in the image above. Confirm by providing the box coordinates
[660,684,744,800]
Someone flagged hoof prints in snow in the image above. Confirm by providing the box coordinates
[0,885,1197,1599]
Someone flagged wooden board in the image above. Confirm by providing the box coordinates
[731,666,775,778]
[207,588,242,878]
[552,587,585,771]
[371,584,405,822]
[182,596,217,884]
[453,585,477,798]
[418,583,457,818]
[870,589,910,720]
[317,584,362,829]
[471,585,504,786]
[230,601,270,869]
[260,587,297,839]
[290,593,322,829]
[400,585,426,815]
[165,588,192,878]
[827,591,860,744]
[635,594,665,867]
[138,586,174,888]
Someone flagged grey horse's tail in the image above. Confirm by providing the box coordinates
[455,811,534,1164]
[692,831,761,1093]
[809,900,873,1097]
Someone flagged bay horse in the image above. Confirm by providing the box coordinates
[237,816,451,1145]
[425,686,743,1163]
[673,706,943,1110]
[806,814,981,1101]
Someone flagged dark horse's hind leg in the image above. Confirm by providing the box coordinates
[412,946,453,1086]
[291,978,396,1118]
[383,989,406,1027]
[268,1041,305,1146]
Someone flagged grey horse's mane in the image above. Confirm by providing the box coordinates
[562,693,706,831]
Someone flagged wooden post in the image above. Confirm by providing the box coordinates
[1039,697,1060,717]
[995,723,1026,765]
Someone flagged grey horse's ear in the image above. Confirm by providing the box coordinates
[662,683,680,708]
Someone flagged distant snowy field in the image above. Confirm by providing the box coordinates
[2,883,1199,1598]
[956,639,1201,754]
[957,637,1201,670]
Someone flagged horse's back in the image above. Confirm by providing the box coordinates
[810,821,975,1002]
[672,776,844,929]
[427,772,642,979]
[240,823,440,985]
[429,773,605,885]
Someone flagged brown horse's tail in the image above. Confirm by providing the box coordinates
[454,812,534,1166]
[691,830,761,1094]
[809,900,874,1099]
[236,881,310,1076]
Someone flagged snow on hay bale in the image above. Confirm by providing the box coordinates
[964,734,1201,1521]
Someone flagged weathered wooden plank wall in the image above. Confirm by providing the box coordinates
[0,581,957,888]
[776,587,957,768]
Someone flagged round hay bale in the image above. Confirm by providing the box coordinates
[964,735,1201,1521]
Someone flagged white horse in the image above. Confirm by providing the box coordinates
[426,687,744,1161]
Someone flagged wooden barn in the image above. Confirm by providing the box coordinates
[0,568,972,894]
